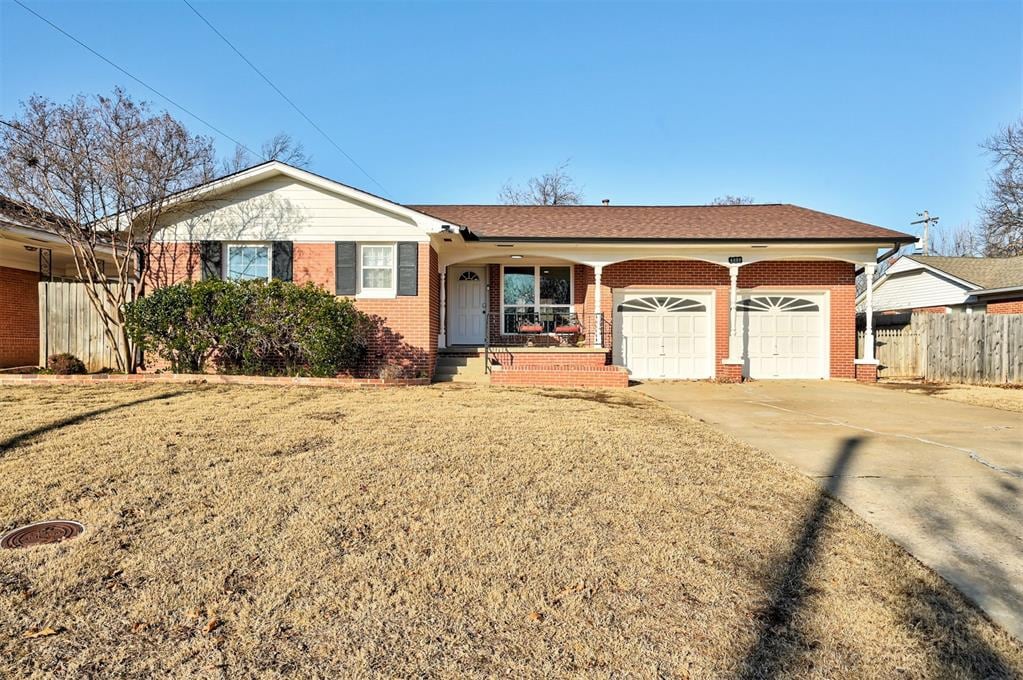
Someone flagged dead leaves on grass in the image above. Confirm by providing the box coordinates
[22,626,59,639]
[185,606,223,636]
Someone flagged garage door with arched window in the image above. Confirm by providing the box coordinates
[738,295,826,379]
[614,292,714,379]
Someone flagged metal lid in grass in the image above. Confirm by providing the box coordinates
[1,520,84,549]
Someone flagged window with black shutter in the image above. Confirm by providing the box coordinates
[335,241,357,295]
[396,242,418,296]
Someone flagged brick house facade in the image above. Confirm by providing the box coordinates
[133,162,916,386]
[0,265,40,367]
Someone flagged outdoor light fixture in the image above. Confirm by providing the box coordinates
[728,256,742,264]
[510,254,524,259]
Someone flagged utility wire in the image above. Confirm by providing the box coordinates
[181,0,390,197]
[12,0,263,161]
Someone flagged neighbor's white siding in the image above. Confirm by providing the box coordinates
[155,176,429,243]
[868,268,974,311]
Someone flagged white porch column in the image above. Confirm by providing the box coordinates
[438,269,447,349]
[593,265,604,348]
[862,262,876,361]
[727,264,740,361]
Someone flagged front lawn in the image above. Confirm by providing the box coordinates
[1,384,1020,677]
[879,379,1023,413]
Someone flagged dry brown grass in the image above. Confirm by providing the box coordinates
[0,384,1020,678]
[879,380,1023,413]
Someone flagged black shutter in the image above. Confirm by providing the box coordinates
[397,242,418,296]
[200,241,221,280]
[271,241,293,282]
[335,241,357,295]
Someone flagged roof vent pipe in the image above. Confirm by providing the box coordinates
[601,199,610,206]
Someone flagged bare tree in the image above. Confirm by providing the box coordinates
[0,89,216,372]
[980,117,1023,256]
[932,221,983,257]
[499,160,582,205]
[711,195,756,205]
[221,132,310,175]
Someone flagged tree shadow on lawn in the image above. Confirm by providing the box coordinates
[737,436,1019,679]
[0,390,185,455]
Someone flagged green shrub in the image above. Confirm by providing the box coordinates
[124,280,369,376]
[47,353,86,375]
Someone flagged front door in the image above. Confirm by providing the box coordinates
[449,267,486,345]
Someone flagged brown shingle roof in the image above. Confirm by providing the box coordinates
[909,255,1023,290]
[407,203,913,241]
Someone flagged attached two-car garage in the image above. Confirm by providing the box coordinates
[614,290,827,380]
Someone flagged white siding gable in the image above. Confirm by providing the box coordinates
[867,268,974,311]
[156,175,430,243]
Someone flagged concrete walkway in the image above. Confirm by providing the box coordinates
[636,379,1023,640]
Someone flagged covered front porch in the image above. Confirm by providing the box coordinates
[434,242,886,386]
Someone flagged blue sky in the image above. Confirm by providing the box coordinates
[1,0,1020,240]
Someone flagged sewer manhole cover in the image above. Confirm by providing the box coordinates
[0,520,84,549]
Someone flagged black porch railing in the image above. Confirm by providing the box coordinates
[483,311,612,372]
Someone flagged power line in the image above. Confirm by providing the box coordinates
[181,0,390,197]
[12,0,263,161]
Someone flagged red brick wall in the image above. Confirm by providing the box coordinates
[145,242,438,379]
[490,365,629,388]
[490,350,610,368]
[986,299,1023,314]
[145,243,200,288]
[351,243,437,379]
[578,259,856,379]
[0,265,40,367]
[293,243,335,290]
[913,305,948,314]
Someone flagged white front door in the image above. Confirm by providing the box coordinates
[448,267,486,345]
[614,292,714,379]
[739,295,826,379]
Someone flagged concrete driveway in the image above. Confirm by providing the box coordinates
[636,379,1023,640]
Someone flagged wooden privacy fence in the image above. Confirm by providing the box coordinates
[38,282,130,372]
[858,313,1023,384]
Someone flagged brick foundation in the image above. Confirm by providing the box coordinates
[854,361,879,382]
[718,362,743,383]
[489,349,610,369]
[0,266,40,368]
[490,365,629,388]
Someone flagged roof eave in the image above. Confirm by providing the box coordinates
[972,285,1023,298]
[468,235,917,244]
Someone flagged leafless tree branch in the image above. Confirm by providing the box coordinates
[0,88,216,372]
[980,117,1023,256]
[499,160,582,205]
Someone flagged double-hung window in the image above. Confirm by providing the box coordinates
[360,244,395,296]
[502,265,572,333]
[225,243,271,281]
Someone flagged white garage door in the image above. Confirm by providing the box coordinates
[615,293,713,379]
[739,295,826,379]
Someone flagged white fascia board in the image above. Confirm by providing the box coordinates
[439,240,884,269]
[973,284,1023,297]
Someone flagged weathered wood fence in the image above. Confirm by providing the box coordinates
[38,282,130,372]
[857,313,1023,384]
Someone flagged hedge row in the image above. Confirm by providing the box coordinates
[123,279,370,377]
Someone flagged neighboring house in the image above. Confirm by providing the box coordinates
[859,254,1023,315]
[0,197,117,368]
[142,161,914,386]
